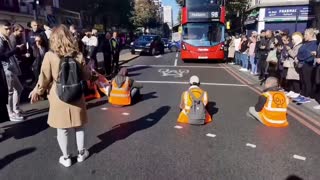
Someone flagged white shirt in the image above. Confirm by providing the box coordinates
[234,38,241,51]
[82,36,98,47]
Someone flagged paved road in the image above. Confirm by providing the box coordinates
[1,52,320,180]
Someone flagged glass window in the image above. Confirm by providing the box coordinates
[182,23,224,47]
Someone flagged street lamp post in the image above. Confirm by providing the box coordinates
[295,9,299,32]
[33,0,39,21]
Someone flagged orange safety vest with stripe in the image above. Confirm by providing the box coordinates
[109,77,131,106]
[258,91,289,127]
[177,87,212,124]
[85,81,101,101]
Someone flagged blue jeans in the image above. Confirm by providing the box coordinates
[235,51,240,65]
[241,54,249,69]
[249,56,257,74]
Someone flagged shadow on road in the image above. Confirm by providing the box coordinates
[0,147,36,170]
[286,175,304,180]
[132,92,158,105]
[127,65,151,73]
[89,106,170,154]
[87,100,108,109]
[0,115,49,143]
[207,101,219,116]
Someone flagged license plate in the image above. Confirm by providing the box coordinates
[135,49,143,52]
[198,56,208,59]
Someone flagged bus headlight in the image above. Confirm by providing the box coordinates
[146,43,151,47]
[182,43,186,50]
[130,42,134,46]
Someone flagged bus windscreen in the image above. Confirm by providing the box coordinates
[182,23,223,47]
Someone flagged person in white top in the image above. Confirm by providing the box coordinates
[82,29,98,62]
[234,33,241,65]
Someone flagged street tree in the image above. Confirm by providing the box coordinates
[131,0,159,31]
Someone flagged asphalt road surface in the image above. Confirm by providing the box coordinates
[1,52,320,180]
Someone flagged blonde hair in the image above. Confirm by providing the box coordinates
[292,32,303,45]
[50,24,79,57]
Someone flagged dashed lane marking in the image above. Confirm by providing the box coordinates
[176,53,179,58]
[246,143,257,148]
[174,125,183,129]
[101,107,108,111]
[122,112,130,116]
[146,118,154,122]
[206,133,216,138]
[174,58,178,67]
[135,80,247,87]
[293,155,307,161]
[155,55,162,58]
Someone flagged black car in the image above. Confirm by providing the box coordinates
[131,35,165,55]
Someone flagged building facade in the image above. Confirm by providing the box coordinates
[163,6,173,29]
[245,0,314,34]
[0,0,81,28]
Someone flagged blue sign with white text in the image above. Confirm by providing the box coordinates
[265,6,313,18]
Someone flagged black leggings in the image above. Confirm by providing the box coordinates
[287,80,301,94]
[299,64,314,97]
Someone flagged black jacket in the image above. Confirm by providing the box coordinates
[27,30,48,47]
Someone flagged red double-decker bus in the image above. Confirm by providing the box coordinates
[181,0,226,62]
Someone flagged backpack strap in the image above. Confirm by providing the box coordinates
[188,89,203,101]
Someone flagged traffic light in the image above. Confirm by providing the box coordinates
[226,21,231,30]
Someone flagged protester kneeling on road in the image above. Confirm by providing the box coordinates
[108,68,143,106]
[178,76,212,125]
[248,77,289,128]
[29,25,91,167]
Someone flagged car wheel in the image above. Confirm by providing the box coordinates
[131,50,135,55]
[151,48,156,56]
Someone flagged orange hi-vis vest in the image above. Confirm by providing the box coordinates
[109,77,131,106]
[259,91,289,128]
[177,87,212,124]
[85,81,101,101]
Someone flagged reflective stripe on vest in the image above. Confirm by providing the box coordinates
[109,77,131,105]
[260,91,288,125]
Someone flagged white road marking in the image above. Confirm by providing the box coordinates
[122,112,130,116]
[146,118,154,122]
[155,55,162,58]
[158,69,189,78]
[101,107,108,111]
[127,65,230,69]
[176,53,179,58]
[206,133,216,138]
[246,143,257,148]
[174,59,178,67]
[136,80,247,87]
[174,125,183,129]
[293,155,306,161]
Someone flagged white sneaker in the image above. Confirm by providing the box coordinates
[313,105,320,110]
[9,113,24,122]
[290,93,300,99]
[59,156,72,167]
[241,69,248,72]
[77,149,89,162]
[230,62,235,65]
[239,68,245,71]
[286,91,294,97]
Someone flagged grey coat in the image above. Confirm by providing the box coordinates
[283,44,302,80]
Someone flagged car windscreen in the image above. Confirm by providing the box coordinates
[138,36,155,42]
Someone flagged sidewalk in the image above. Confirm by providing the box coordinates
[226,63,320,119]
[119,50,139,65]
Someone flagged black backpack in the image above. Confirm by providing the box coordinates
[56,56,84,103]
[187,90,206,125]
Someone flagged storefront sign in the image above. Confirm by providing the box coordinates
[265,6,314,21]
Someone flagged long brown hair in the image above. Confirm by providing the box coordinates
[50,24,79,57]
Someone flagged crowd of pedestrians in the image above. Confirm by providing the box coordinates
[226,28,320,110]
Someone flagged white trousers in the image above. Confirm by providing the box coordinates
[57,127,85,157]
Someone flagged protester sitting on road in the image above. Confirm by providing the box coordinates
[0,20,25,122]
[248,77,289,128]
[29,25,91,167]
[108,68,143,106]
[283,32,303,99]
[177,75,212,125]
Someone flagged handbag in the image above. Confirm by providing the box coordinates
[266,49,278,64]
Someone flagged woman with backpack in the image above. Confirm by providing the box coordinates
[29,25,91,167]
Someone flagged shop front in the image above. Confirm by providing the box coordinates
[264,5,314,34]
